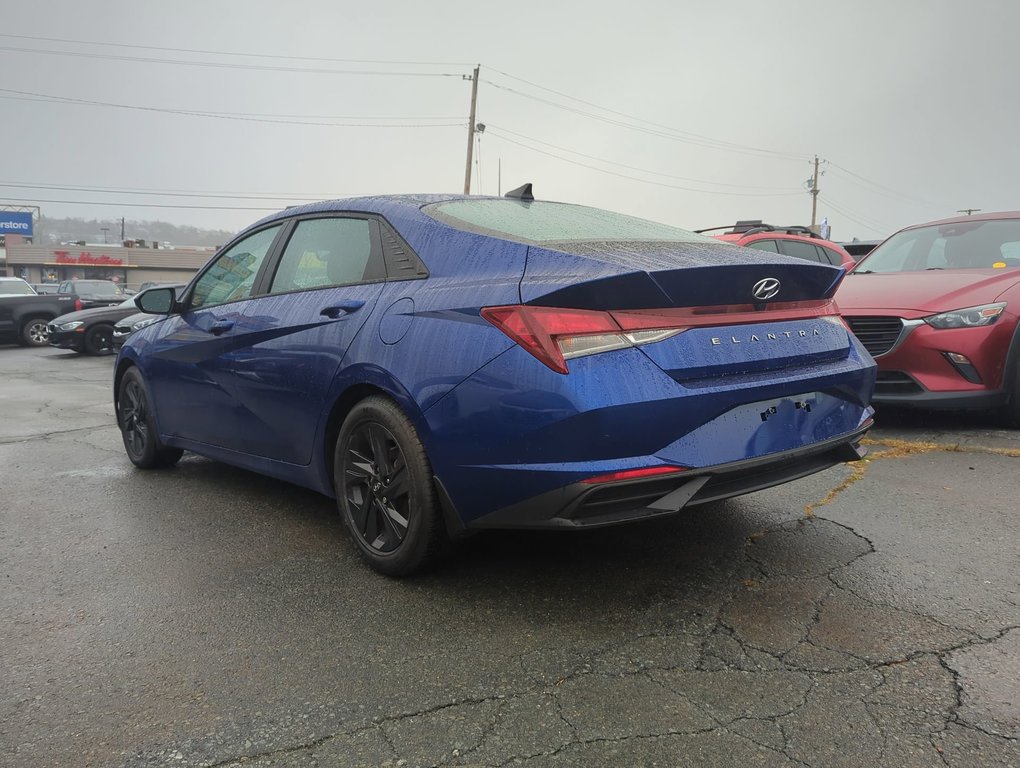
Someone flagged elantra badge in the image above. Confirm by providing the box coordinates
[752,278,781,300]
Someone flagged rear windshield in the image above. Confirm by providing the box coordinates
[424,200,713,245]
[0,279,35,295]
[856,219,1020,273]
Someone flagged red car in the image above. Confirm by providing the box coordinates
[836,211,1020,426]
[699,221,856,270]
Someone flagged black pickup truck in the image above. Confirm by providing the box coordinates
[0,278,75,346]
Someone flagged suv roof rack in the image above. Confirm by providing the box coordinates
[694,220,822,238]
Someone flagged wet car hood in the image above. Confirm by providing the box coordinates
[52,303,136,324]
[836,269,1020,313]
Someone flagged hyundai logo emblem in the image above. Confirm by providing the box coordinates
[752,277,781,301]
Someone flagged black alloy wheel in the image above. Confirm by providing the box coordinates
[117,367,183,468]
[335,397,447,576]
[85,324,114,355]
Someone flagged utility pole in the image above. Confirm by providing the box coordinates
[120,216,125,241]
[809,155,821,228]
[463,65,480,194]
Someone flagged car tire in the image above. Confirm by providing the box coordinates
[84,324,114,355]
[334,396,448,576]
[999,360,1020,428]
[19,318,50,347]
[117,367,183,469]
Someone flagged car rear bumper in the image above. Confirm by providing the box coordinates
[470,420,872,530]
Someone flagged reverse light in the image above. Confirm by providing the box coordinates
[481,300,839,374]
[924,302,1006,329]
[580,465,688,485]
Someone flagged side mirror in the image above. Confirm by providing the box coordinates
[136,287,175,314]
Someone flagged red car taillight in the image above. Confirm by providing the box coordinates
[74,298,82,311]
[580,465,688,484]
[481,300,839,374]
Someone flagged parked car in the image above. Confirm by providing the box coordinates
[116,191,876,575]
[48,285,185,355]
[112,286,187,348]
[837,211,1020,425]
[839,239,882,262]
[1,277,37,296]
[698,221,856,270]
[0,278,78,346]
[55,279,128,310]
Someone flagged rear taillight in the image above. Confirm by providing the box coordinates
[480,305,686,374]
[481,300,839,374]
[74,298,82,311]
[580,465,688,484]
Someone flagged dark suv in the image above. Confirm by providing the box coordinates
[698,221,856,269]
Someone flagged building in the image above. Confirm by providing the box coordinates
[2,236,215,289]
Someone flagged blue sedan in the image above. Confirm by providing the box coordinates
[115,189,876,575]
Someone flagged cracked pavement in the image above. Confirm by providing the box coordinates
[1,346,1018,767]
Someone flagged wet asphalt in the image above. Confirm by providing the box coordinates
[1,345,1018,768]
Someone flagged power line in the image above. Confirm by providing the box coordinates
[0,93,461,121]
[483,79,808,161]
[488,67,811,161]
[0,196,283,212]
[0,32,474,67]
[0,45,466,77]
[825,161,935,207]
[487,131,804,197]
[486,124,802,191]
[817,194,892,237]
[0,181,333,202]
[0,88,466,129]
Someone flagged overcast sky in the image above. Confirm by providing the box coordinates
[2,0,1017,241]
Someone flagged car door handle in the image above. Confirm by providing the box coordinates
[208,319,234,335]
[320,300,365,320]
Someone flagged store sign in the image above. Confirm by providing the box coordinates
[0,211,33,236]
[54,251,125,266]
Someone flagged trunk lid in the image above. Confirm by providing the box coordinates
[521,240,844,309]
[520,240,852,381]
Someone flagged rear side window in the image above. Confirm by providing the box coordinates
[269,218,381,294]
[190,225,282,309]
[779,240,823,263]
[745,239,779,253]
[819,246,845,266]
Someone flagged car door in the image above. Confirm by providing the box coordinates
[219,214,388,464]
[145,223,286,450]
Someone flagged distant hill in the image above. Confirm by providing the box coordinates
[36,216,234,248]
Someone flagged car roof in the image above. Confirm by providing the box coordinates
[714,231,849,251]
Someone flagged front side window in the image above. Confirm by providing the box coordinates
[190,225,281,309]
[269,218,377,294]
